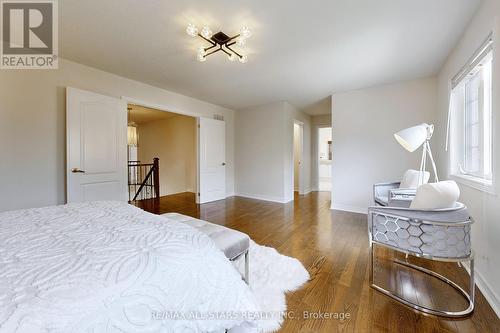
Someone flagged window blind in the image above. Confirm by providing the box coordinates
[446,33,493,151]
[451,33,493,89]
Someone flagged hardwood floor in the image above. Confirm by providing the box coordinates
[133,192,499,332]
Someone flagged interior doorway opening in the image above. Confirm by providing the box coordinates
[127,104,197,206]
[293,121,304,196]
[318,126,332,191]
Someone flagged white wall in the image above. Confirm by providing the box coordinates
[312,114,332,125]
[331,77,437,213]
[235,102,287,202]
[0,58,236,211]
[434,0,500,316]
[235,101,311,202]
[304,98,331,117]
[137,115,196,196]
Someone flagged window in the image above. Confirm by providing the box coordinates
[449,35,493,187]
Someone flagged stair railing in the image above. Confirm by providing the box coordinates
[128,158,159,201]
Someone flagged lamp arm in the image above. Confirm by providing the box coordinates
[426,141,439,182]
[419,144,427,186]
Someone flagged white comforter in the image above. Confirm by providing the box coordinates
[0,201,259,332]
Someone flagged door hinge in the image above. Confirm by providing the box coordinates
[198,124,200,128]
[197,192,200,196]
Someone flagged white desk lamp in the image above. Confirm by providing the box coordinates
[394,123,439,185]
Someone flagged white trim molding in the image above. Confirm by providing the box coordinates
[450,174,497,196]
[235,192,291,204]
[236,189,323,203]
[463,262,500,318]
[474,268,500,318]
[121,96,202,118]
[330,202,367,215]
[300,188,313,195]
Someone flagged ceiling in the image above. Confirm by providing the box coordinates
[60,0,481,115]
[128,104,179,125]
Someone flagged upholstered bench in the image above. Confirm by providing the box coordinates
[162,213,250,284]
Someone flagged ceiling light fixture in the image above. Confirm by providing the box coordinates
[186,23,251,63]
[236,37,246,47]
[186,23,198,37]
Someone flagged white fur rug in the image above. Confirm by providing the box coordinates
[160,213,310,332]
[232,240,310,333]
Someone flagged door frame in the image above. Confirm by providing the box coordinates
[292,120,305,196]
[315,124,333,191]
[120,96,212,203]
[122,97,202,118]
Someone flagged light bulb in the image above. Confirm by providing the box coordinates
[240,26,251,39]
[197,53,206,62]
[201,26,212,39]
[239,55,248,63]
[236,37,246,47]
[197,46,206,56]
[186,23,198,37]
[228,53,237,62]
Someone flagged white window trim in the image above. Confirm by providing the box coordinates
[448,34,494,194]
[450,173,496,195]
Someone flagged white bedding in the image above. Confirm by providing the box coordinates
[0,201,260,333]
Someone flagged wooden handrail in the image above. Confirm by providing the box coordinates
[153,158,160,199]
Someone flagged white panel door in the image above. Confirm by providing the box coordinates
[66,87,128,203]
[198,117,226,203]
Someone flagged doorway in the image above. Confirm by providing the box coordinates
[127,104,197,204]
[318,126,332,191]
[293,121,304,196]
[126,102,227,205]
[66,87,226,205]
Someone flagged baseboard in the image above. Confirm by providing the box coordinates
[161,190,195,196]
[300,188,313,195]
[235,192,288,203]
[463,262,500,318]
[330,202,367,215]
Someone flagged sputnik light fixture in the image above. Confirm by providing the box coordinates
[186,23,251,63]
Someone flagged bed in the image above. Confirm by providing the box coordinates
[0,201,259,332]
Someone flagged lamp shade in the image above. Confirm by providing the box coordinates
[394,123,431,152]
[127,125,138,146]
